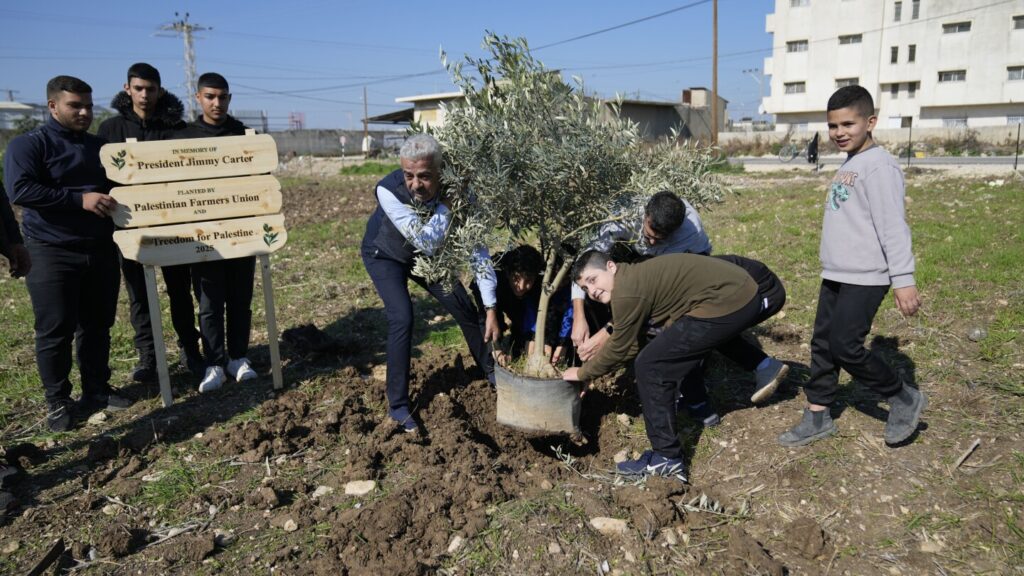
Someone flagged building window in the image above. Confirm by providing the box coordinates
[1010,66,1024,81]
[894,1,902,22]
[890,84,899,99]
[1008,116,1024,125]
[908,82,918,98]
[943,21,972,33]
[835,77,859,88]
[787,40,809,53]
[790,0,809,6]
[908,45,916,62]
[1014,15,1024,29]
[943,117,968,128]
[795,122,809,132]
[839,34,863,44]
[938,70,966,82]
[912,0,920,19]
[785,82,806,94]
[891,46,899,64]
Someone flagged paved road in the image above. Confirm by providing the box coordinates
[732,155,1021,167]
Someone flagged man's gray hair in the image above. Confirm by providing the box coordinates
[400,133,442,168]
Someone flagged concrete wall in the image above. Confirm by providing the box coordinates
[719,124,1024,146]
[269,129,407,156]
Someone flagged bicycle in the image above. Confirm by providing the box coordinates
[777,133,820,165]
[777,141,805,162]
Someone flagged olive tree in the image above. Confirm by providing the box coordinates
[414,34,728,377]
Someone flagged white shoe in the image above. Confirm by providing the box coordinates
[199,366,226,393]
[227,357,258,382]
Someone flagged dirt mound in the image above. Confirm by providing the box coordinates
[726,525,785,576]
[783,516,832,560]
[94,525,148,558]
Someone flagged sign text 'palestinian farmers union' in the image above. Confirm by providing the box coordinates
[110,175,282,228]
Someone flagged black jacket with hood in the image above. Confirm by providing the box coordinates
[176,115,249,139]
[97,90,186,144]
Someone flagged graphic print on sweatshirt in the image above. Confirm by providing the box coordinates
[828,170,857,211]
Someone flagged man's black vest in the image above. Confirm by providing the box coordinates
[363,169,419,264]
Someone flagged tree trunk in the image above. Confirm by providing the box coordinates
[524,255,573,378]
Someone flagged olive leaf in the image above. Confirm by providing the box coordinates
[262,223,279,246]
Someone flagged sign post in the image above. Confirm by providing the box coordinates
[102,131,287,406]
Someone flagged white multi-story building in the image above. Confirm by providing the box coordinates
[763,0,1024,131]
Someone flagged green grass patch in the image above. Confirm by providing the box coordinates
[425,323,464,349]
[339,161,400,176]
[132,451,239,522]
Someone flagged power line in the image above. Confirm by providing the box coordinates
[214,29,431,55]
[545,0,1016,75]
[533,0,712,51]
[231,82,406,107]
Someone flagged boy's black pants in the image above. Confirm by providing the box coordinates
[121,256,200,362]
[803,279,900,406]
[192,257,256,367]
[678,255,787,406]
[634,294,765,459]
[24,239,120,405]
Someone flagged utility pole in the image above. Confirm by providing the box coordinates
[711,0,719,145]
[158,12,210,121]
[1,89,18,102]
[362,86,369,158]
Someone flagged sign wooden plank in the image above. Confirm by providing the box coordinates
[101,134,278,184]
[114,214,287,266]
[110,175,282,228]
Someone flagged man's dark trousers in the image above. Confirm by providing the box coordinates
[121,256,200,362]
[803,280,900,406]
[362,247,492,413]
[25,239,120,404]
[191,257,256,366]
[634,295,764,459]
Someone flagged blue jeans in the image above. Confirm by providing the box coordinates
[362,247,492,413]
[24,238,120,404]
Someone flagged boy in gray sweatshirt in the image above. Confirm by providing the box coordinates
[779,85,926,448]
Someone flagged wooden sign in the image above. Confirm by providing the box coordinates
[101,134,278,185]
[112,131,286,404]
[114,214,287,267]
[110,175,282,228]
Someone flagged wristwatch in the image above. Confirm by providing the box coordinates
[605,322,614,334]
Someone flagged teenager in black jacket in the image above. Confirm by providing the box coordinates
[176,73,258,392]
[97,63,202,382]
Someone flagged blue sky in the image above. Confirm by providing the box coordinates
[0,1,774,129]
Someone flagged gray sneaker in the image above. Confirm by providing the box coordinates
[884,383,927,445]
[778,408,837,447]
[751,357,788,404]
